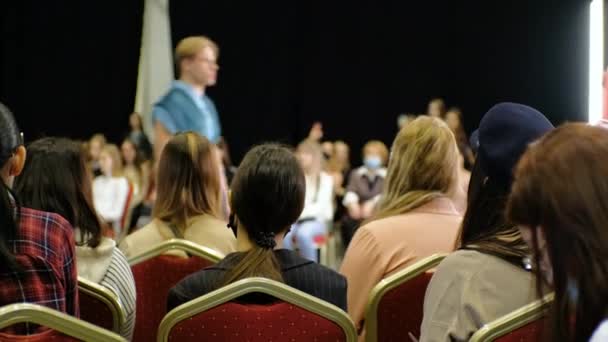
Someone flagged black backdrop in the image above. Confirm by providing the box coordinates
[0,0,590,164]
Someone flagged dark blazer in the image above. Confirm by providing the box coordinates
[167,249,347,311]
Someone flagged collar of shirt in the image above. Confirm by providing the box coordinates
[356,166,387,180]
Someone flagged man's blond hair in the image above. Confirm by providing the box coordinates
[175,36,219,73]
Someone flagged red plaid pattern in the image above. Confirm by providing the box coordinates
[0,207,79,334]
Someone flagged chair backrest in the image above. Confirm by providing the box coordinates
[128,239,223,342]
[78,277,124,333]
[365,254,446,342]
[157,277,357,342]
[469,293,554,342]
[0,303,125,342]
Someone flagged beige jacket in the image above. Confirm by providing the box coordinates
[339,197,462,337]
[119,214,237,258]
[420,249,536,342]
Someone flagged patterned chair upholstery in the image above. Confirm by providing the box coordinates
[469,293,553,342]
[157,277,357,342]
[365,254,446,342]
[78,277,124,333]
[128,239,223,342]
[0,303,125,342]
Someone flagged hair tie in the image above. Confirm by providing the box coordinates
[254,231,276,249]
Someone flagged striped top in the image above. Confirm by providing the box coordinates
[100,248,136,340]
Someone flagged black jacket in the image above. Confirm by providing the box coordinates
[167,249,347,311]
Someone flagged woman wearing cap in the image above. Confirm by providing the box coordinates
[507,124,608,341]
[420,103,554,342]
[167,144,346,311]
[341,116,463,338]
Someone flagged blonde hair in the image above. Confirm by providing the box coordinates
[363,140,389,164]
[100,144,124,177]
[175,36,219,73]
[297,139,324,177]
[153,132,222,235]
[373,116,459,221]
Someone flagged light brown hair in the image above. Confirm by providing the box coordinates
[372,116,459,221]
[175,36,219,74]
[153,132,222,235]
[507,123,608,341]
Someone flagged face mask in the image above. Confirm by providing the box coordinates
[364,156,382,169]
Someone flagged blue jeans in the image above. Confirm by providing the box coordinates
[283,219,327,263]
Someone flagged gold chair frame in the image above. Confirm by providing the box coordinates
[157,277,357,342]
[127,238,224,266]
[78,276,125,334]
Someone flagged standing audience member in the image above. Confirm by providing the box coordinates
[340,140,388,247]
[87,133,106,177]
[420,103,553,342]
[152,36,222,160]
[0,103,78,334]
[283,140,334,263]
[121,137,152,228]
[15,137,136,340]
[341,116,463,337]
[128,112,152,161]
[168,144,347,311]
[119,132,236,257]
[427,98,446,119]
[507,123,608,342]
[93,144,130,236]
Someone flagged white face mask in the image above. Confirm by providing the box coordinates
[364,156,382,169]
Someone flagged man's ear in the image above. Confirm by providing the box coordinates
[10,146,26,177]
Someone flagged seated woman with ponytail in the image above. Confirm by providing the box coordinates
[167,144,347,311]
[0,103,78,334]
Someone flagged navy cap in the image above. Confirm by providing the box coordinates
[473,102,554,186]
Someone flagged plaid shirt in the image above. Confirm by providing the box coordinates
[0,207,79,334]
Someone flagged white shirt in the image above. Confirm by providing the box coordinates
[591,320,608,342]
[300,171,334,222]
[92,175,130,226]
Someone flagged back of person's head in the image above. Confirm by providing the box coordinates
[15,138,102,248]
[362,140,389,168]
[99,144,124,177]
[153,132,222,233]
[220,144,306,287]
[459,102,553,265]
[175,36,219,74]
[0,102,26,271]
[373,116,458,221]
[296,139,324,176]
[507,123,608,341]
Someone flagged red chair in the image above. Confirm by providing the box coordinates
[78,277,124,333]
[157,277,357,342]
[128,239,223,342]
[469,293,553,342]
[365,254,446,342]
[0,303,124,342]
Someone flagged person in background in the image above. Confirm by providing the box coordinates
[340,140,388,247]
[119,132,236,258]
[87,133,106,177]
[152,36,222,161]
[0,103,78,335]
[326,140,351,220]
[216,137,237,185]
[121,137,152,229]
[321,141,334,161]
[340,116,462,338]
[445,107,475,169]
[507,124,608,342]
[128,112,152,161]
[420,103,554,342]
[427,98,446,119]
[15,137,136,340]
[397,113,416,130]
[167,144,347,311]
[93,144,130,236]
[283,140,334,263]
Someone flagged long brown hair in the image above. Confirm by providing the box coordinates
[153,132,222,236]
[219,144,305,287]
[372,116,459,222]
[507,123,608,341]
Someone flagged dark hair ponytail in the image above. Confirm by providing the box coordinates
[0,103,24,271]
[219,144,306,287]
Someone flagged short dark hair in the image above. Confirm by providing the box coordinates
[15,137,102,248]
